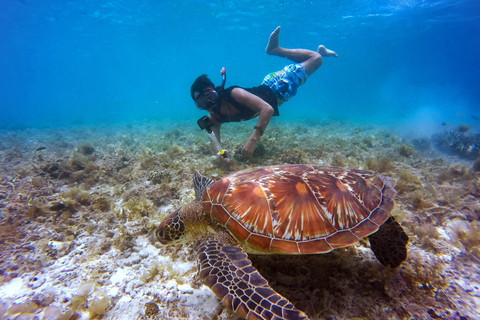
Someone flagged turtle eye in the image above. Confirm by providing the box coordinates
[156,209,185,245]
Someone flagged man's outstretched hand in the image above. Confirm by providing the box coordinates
[217,149,230,165]
[242,139,256,159]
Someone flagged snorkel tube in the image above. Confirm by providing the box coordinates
[219,67,226,90]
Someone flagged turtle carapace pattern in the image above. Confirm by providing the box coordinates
[156,165,409,320]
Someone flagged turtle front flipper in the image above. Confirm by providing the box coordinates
[193,170,214,201]
[198,238,309,320]
[368,216,409,268]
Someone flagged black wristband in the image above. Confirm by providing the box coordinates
[254,126,264,136]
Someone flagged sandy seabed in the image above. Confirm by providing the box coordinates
[0,119,479,320]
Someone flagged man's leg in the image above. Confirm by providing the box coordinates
[265,26,337,76]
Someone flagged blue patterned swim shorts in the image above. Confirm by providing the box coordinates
[262,63,308,102]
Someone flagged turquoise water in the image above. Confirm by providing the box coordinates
[2,2,480,318]
[1,0,479,133]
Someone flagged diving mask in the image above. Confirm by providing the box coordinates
[195,89,219,110]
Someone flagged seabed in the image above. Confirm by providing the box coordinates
[0,119,479,320]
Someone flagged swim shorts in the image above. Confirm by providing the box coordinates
[262,63,308,102]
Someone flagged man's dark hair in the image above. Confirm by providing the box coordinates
[190,74,215,100]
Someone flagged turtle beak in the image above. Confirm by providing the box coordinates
[155,209,185,245]
[155,226,170,245]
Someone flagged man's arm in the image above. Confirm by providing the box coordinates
[230,88,274,158]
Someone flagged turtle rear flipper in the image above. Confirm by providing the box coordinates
[198,238,309,320]
[368,217,409,268]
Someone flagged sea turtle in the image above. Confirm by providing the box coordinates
[155,165,409,320]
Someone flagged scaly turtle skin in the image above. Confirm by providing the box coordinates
[156,165,409,320]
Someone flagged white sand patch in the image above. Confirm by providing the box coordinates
[0,278,24,299]
[0,233,220,319]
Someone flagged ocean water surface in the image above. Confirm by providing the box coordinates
[1,1,480,319]
[1,0,479,130]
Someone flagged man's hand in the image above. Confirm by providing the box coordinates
[217,149,230,165]
[242,138,256,158]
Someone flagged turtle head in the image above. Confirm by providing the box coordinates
[155,208,186,245]
[155,201,205,245]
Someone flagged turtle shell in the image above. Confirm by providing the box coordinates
[201,165,397,255]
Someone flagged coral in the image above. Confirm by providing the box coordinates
[26,198,49,220]
[402,256,449,297]
[62,188,91,206]
[119,166,133,176]
[92,197,111,212]
[139,263,166,283]
[411,137,431,152]
[310,144,325,158]
[365,156,395,173]
[82,177,98,190]
[77,143,95,155]
[398,144,416,157]
[362,136,374,148]
[116,197,154,220]
[395,170,422,194]
[66,160,100,186]
[143,185,179,207]
[83,162,99,174]
[278,148,308,164]
[436,164,470,185]
[166,144,186,158]
[137,152,162,171]
[405,190,435,210]
[145,302,160,318]
[147,169,172,185]
[69,152,89,171]
[449,219,480,258]
[2,147,23,162]
[331,154,346,167]
[40,159,69,179]
[30,176,46,188]
[90,237,112,255]
[112,226,135,252]
[431,131,480,159]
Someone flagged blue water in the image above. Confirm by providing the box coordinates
[1,0,479,134]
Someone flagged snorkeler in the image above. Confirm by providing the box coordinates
[191,26,337,163]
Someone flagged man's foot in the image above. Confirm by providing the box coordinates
[317,45,338,57]
[266,26,281,55]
